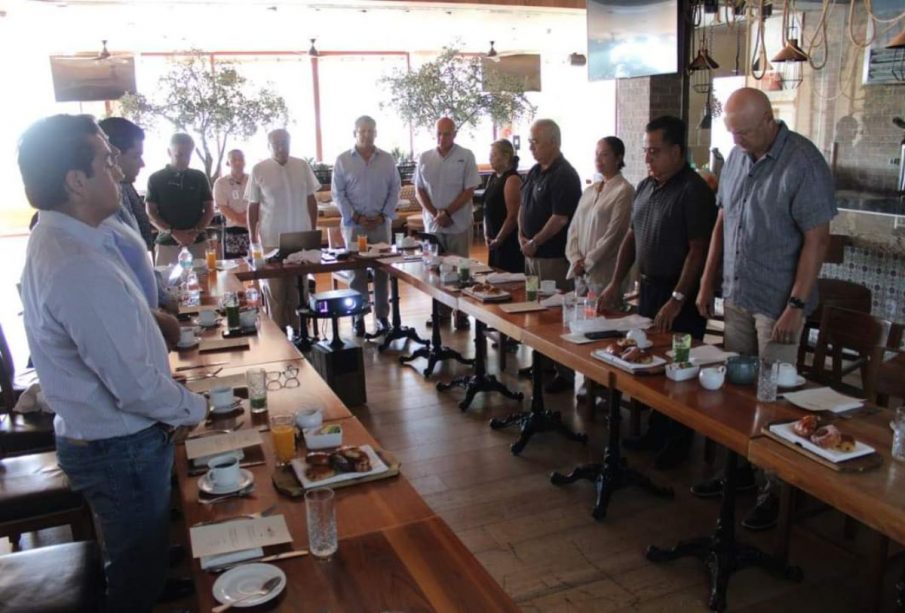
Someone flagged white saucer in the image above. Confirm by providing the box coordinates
[213,563,286,608]
[198,468,254,495]
[210,397,243,414]
[176,339,200,350]
[195,318,222,329]
[777,375,806,389]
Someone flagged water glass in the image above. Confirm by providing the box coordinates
[525,275,539,301]
[672,333,691,364]
[249,241,265,268]
[394,232,405,246]
[757,358,778,402]
[244,287,261,309]
[246,368,268,414]
[305,487,338,560]
[562,294,576,328]
[892,407,905,463]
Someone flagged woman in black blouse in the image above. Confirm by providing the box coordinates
[484,139,524,273]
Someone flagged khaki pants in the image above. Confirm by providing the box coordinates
[343,220,391,320]
[723,302,802,363]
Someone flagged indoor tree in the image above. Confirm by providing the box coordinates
[119,51,288,183]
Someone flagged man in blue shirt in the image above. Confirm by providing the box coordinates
[332,115,402,336]
[18,115,207,612]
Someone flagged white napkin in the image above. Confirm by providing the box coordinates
[284,249,322,265]
[665,345,738,365]
[540,292,565,307]
[483,272,526,284]
[13,382,53,414]
[569,315,652,334]
[560,332,597,345]
[200,547,263,570]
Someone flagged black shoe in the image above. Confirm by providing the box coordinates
[654,435,692,470]
[742,491,779,531]
[156,577,195,603]
[354,318,365,337]
[168,544,186,567]
[544,374,573,394]
[376,317,391,333]
[690,466,758,499]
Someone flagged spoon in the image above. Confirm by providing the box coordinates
[212,576,282,612]
[199,485,254,505]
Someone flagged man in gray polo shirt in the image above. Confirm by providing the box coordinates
[692,87,836,530]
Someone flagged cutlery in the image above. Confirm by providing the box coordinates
[211,576,282,612]
[176,361,228,372]
[185,367,224,381]
[191,504,277,527]
[187,421,245,440]
[199,486,255,505]
[208,549,309,573]
[188,459,265,476]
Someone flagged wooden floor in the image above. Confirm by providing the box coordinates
[3,238,903,611]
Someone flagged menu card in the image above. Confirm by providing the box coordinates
[185,429,262,460]
[199,338,250,353]
[190,515,292,558]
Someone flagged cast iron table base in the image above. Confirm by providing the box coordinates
[399,299,473,377]
[367,276,429,352]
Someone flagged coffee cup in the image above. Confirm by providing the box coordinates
[197,309,217,327]
[777,362,798,387]
[699,365,726,391]
[209,386,234,410]
[540,280,556,294]
[207,456,241,490]
[726,355,758,385]
[179,327,196,346]
[295,408,324,430]
[625,328,648,347]
[239,308,258,329]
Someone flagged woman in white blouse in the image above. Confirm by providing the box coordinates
[566,136,634,294]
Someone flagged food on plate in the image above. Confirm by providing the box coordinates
[836,434,856,452]
[602,342,653,364]
[306,452,331,466]
[810,425,842,449]
[305,465,336,481]
[317,425,342,435]
[470,283,503,295]
[304,445,372,481]
[792,415,819,438]
[616,338,638,349]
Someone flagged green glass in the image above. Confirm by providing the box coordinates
[226,305,241,330]
[525,275,539,302]
[250,395,267,411]
[672,333,691,364]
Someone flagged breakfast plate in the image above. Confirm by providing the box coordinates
[212,563,286,608]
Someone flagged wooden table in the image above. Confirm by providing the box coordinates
[169,317,301,372]
[233,258,370,282]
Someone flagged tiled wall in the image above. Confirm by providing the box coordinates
[821,246,904,324]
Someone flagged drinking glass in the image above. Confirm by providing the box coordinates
[892,407,905,463]
[205,239,218,271]
[244,287,261,309]
[757,358,778,402]
[306,487,338,560]
[249,241,265,268]
[357,234,368,252]
[394,232,405,246]
[458,261,471,283]
[525,275,539,302]
[246,368,268,414]
[223,291,240,331]
[562,294,576,328]
[672,333,692,364]
[269,414,297,465]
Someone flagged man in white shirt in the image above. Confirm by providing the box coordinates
[18,114,206,612]
[414,117,481,326]
[246,129,320,333]
[332,115,401,336]
[213,149,250,258]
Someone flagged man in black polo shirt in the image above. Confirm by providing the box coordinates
[599,115,717,469]
[519,118,582,393]
[146,133,214,264]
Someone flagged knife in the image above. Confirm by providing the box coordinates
[176,361,228,372]
[208,549,309,573]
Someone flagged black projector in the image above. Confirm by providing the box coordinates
[308,289,365,317]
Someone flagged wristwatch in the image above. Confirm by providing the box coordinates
[788,296,805,309]
[671,290,685,302]
[527,238,537,249]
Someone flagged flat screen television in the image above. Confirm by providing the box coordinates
[587,0,681,81]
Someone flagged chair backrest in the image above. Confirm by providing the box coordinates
[811,306,898,403]
[0,323,17,412]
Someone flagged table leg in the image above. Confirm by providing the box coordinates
[399,299,473,378]
[489,350,588,455]
[293,275,314,352]
[551,382,672,520]
[646,450,803,611]
[437,320,523,411]
[369,276,429,351]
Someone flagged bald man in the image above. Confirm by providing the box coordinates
[691,87,836,531]
[414,117,481,327]
[246,129,320,334]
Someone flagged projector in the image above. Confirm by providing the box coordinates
[308,289,366,317]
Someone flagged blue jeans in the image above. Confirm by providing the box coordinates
[56,425,174,613]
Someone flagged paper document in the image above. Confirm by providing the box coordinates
[200,338,250,353]
[569,315,652,334]
[482,272,526,284]
[185,429,262,460]
[666,345,738,365]
[782,387,863,413]
[190,515,292,558]
[499,302,548,313]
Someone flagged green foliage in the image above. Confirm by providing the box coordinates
[119,51,288,183]
[379,46,536,133]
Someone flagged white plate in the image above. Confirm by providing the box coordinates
[777,375,807,389]
[592,348,667,372]
[291,444,389,488]
[176,339,200,350]
[212,563,286,608]
[195,318,222,329]
[768,422,875,463]
[210,397,244,414]
[198,468,255,495]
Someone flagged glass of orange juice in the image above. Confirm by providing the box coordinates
[205,239,218,270]
[270,414,297,466]
[356,234,368,252]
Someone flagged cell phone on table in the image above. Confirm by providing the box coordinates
[222,328,257,339]
[584,330,622,340]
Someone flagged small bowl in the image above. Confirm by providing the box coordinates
[665,362,700,382]
[295,408,323,430]
[726,355,758,385]
[303,424,343,450]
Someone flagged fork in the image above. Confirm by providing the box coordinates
[199,486,255,505]
[191,504,277,527]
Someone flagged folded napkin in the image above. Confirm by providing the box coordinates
[200,547,263,570]
[284,249,322,265]
[540,292,567,307]
[484,272,526,284]
[13,383,53,414]
[569,315,652,334]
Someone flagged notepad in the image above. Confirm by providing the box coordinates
[184,429,262,461]
[190,515,292,559]
[199,338,250,353]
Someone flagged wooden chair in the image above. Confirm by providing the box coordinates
[797,278,872,374]
[876,350,905,408]
[0,323,54,457]
[0,541,102,612]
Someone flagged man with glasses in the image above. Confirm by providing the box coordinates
[332,115,401,337]
[18,115,207,611]
[690,87,836,530]
[246,129,320,335]
[519,118,582,393]
[599,115,717,469]
[146,132,214,265]
[414,117,481,329]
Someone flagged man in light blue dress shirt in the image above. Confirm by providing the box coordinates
[18,115,207,612]
[332,115,402,336]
